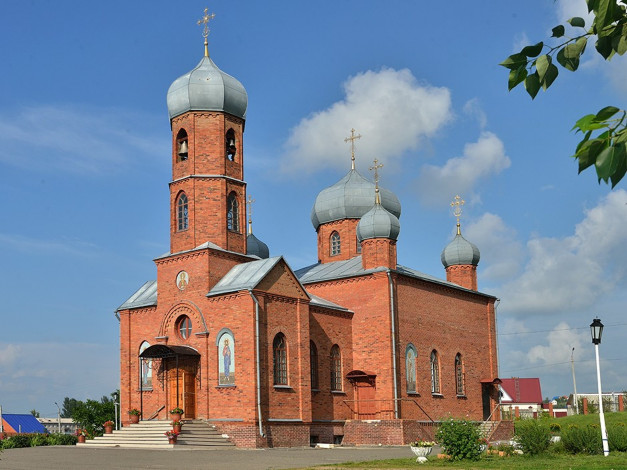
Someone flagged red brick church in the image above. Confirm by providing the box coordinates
[117,15,501,448]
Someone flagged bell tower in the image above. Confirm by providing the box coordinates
[166,9,248,255]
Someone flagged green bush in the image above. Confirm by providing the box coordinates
[514,419,551,455]
[549,422,561,433]
[608,423,627,452]
[29,434,49,447]
[436,418,482,461]
[1,434,33,449]
[561,424,602,454]
[46,433,77,446]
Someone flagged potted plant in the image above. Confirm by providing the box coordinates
[478,437,489,452]
[170,407,184,421]
[171,420,183,433]
[128,408,141,424]
[409,440,436,462]
[75,428,87,444]
[165,429,179,444]
[103,420,114,434]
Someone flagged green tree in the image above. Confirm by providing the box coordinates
[70,395,116,437]
[29,409,40,418]
[501,0,627,186]
[61,397,80,418]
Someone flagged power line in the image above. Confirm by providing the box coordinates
[500,358,623,374]
[498,323,627,336]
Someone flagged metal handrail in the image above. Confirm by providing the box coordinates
[146,405,165,421]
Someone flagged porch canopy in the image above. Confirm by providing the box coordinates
[139,344,200,359]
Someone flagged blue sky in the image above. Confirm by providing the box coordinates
[1,0,626,416]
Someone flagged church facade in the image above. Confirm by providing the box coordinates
[117,21,501,448]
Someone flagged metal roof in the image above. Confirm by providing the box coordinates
[140,344,200,359]
[308,293,350,312]
[207,256,284,297]
[500,378,543,404]
[296,256,496,299]
[154,240,259,262]
[117,280,157,311]
[247,232,270,259]
[167,56,248,120]
[2,414,47,433]
[441,232,480,267]
[356,203,401,241]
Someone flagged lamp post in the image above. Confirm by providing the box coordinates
[590,318,609,456]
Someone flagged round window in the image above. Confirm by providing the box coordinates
[177,315,192,339]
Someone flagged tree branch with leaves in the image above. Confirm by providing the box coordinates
[501,0,627,186]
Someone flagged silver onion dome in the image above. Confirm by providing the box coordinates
[356,202,401,242]
[167,56,248,121]
[441,231,480,267]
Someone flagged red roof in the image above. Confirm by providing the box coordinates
[500,378,542,404]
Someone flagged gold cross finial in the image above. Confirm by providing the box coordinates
[247,195,256,235]
[344,128,362,170]
[450,195,465,235]
[369,158,384,204]
[197,7,216,57]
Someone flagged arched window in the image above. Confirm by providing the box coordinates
[176,128,188,162]
[273,333,287,385]
[225,128,236,161]
[330,345,342,391]
[455,353,465,396]
[406,344,417,393]
[310,341,319,390]
[330,232,341,256]
[177,315,192,340]
[227,192,240,232]
[430,350,440,394]
[139,341,152,389]
[177,193,189,231]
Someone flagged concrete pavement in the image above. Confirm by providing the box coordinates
[0,445,415,469]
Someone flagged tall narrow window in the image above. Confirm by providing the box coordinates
[455,353,465,396]
[273,333,287,385]
[430,350,440,394]
[356,235,362,253]
[177,315,192,340]
[139,341,153,389]
[406,345,417,393]
[310,341,319,390]
[330,232,341,256]
[176,128,188,162]
[177,193,189,231]
[227,192,240,232]
[225,128,236,161]
[330,345,342,391]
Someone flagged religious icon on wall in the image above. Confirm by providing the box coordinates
[406,347,416,393]
[139,341,153,389]
[218,332,235,385]
[176,271,189,291]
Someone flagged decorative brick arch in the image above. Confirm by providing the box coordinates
[158,300,209,338]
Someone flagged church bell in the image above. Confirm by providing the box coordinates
[178,140,188,157]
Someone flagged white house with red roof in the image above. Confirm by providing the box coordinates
[499,377,543,417]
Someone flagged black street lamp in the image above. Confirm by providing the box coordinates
[590,317,609,456]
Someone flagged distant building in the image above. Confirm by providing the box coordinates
[499,377,543,418]
[0,414,47,435]
[38,417,78,435]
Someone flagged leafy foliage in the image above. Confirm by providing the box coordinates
[61,397,80,418]
[70,391,117,436]
[0,433,77,449]
[501,0,627,186]
[435,418,483,461]
[514,419,551,455]
[608,423,627,451]
[561,424,603,454]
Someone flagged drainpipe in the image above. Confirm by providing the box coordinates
[387,271,399,419]
[249,290,265,437]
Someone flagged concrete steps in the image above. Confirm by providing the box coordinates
[77,420,234,449]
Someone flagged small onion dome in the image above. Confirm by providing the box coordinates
[167,56,248,121]
[311,169,401,230]
[441,230,480,267]
[356,202,401,242]
[247,233,269,259]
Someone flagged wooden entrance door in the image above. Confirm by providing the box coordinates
[168,370,196,419]
[355,380,377,419]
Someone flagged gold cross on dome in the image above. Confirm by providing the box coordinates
[369,158,384,203]
[450,195,465,233]
[247,195,256,235]
[197,7,216,56]
[344,128,362,170]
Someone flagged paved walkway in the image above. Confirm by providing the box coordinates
[0,445,415,469]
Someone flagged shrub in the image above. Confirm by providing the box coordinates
[2,434,33,449]
[561,424,602,454]
[608,423,627,452]
[30,434,49,447]
[549,422,561,433]
[47,433,77,446]
[436,418,482,461]
[514,419,551,455]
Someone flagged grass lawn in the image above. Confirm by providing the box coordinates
[295,453,627,469]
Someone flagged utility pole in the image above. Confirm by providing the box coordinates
[571,348,579,415]
[54,402,61,433]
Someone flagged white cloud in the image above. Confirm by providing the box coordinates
[464,213,523,281]
[555,0,593,25]
[501,190,627,314]
[462,98,487,129]
[415,132,511,206]
[512,32,531,53]
[280,68,452,174]
[527,322,588,364]
[0,105,166,175]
